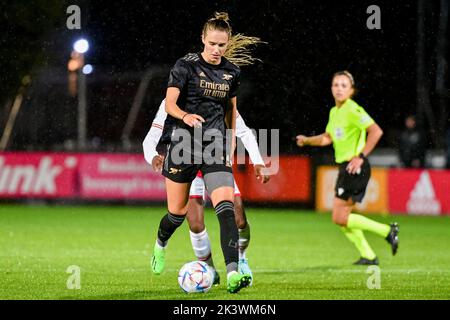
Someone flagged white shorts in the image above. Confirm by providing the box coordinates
[189,175,241,200]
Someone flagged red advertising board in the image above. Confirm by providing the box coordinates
[78,154,166,200]
[234,156,311,202]
[388,169,450,216]
[0,153,78,198]
[6,153,449,212]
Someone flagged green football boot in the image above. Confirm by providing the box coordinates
[151,244,166,275]
[227,272,251,293]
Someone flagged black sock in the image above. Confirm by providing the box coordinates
[157,212,185,247]
[215,200,238,272]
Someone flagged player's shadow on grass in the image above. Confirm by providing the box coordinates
[59,266,348,300]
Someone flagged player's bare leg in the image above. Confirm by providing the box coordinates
[234,196,253,283]
[333,197,398,265]
[234,196,247,229]
[151,179,190,274]
[187,198,206,234]
[331,197,353,226]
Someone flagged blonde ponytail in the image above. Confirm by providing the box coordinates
[224,34,266,66]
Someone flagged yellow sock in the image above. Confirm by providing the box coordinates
[341,227,376,260]
[347,214,390,238]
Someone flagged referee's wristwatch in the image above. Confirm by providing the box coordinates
[359,152,367,160]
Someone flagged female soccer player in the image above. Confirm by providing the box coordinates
[143,99,269,285]
[296,71,399,265]
[150,12,263,292]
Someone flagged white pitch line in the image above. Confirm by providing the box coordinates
[252,268,450,274]
[2,268,448,274]
[124,268,450,274]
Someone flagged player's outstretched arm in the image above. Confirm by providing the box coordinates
[143,100,167,170]
[142,124,162,166]
[235,113,270,183]
[254,164,270,183]
[296,133,332,147]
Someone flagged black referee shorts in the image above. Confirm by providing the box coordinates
[335,159,371,203]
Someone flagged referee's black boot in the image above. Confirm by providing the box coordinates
[353,257,379,265]
[385,223,399,256]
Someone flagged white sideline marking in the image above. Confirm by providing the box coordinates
[253,268,450,274]
[1,267,448,274]
[148,268,450,274]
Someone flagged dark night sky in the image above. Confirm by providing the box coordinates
[2,1,447,152]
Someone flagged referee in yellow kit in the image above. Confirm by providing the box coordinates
[296,71,399,265]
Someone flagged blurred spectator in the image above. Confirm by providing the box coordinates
[399,115,426,168]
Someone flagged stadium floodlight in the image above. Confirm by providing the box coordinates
[82,64,93,75]
[70,38,90,151]
[73,39,89,54]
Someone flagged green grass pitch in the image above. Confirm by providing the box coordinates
[1,205,449,300]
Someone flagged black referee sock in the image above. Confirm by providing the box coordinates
[157,212,185,247]
[215,200,239,273]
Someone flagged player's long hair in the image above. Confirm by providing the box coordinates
[202,12,265,66]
